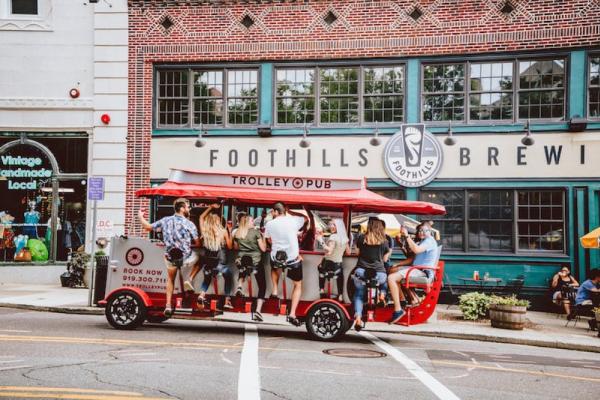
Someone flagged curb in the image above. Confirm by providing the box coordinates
[2,303,599,353]
[0,303,103,315]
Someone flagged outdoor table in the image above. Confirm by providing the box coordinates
[458,277,503,287]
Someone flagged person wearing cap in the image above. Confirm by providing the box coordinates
[387,222,437,324]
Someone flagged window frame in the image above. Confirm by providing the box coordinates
[588,53,600,120]
[154,66,261,129]
[420,57,567,125]
[273,62,406,127]
[419,187,567,256]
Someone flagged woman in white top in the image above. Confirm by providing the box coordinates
[316,218,350,301]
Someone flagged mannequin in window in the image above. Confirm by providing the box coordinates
[44,217,63,255]
[23,201,40,239]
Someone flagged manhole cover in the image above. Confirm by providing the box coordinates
[323,348,387,358]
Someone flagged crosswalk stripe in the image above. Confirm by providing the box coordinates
[238,324,260,400]
[361,332,461,400]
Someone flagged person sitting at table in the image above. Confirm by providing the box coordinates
[550,265,579,315]
[387,223,438,324]
[570,268,600,329]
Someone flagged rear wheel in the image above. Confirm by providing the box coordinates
[305,302,349,341]
[105,291,147,330]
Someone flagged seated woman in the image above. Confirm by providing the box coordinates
[187,203,234,310]
[232,212,267,321]
[316,218,350,301]
[352,218,391,331]
[550,265,579,315]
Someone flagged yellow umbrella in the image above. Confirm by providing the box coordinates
[580,227,600,249]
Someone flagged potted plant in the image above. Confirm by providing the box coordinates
[458,292,492,321]
[488,295,530,330]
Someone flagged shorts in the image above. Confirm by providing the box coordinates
[271,258,303,282]
[552,291,562,304]
[165,249,199,269]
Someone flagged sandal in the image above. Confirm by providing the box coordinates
[235,287,244,297]
[354,320,364,332]
[196,294,207,308]
[269,294,279,300]
[287,316,302,327]
[252,311,264,322]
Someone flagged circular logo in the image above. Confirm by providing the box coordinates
[126,247,144,266]
[292,178,304,189]
[383,125,443,187]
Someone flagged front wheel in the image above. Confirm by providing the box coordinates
[105,291,147,330]
[305,302,349,341]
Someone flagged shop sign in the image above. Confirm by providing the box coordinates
[383,124,443,187]
[0,155,53,190]
[169,169,363,190]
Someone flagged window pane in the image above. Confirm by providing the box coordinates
[276,68,315,124]
[518,90,564,119]
[363,66,404,94]
[226,70,258,125]
[517,190,564,252]
[320,97,359,124]
[193,99,223,125]
[589,57,600,118]
[469,92,513,120]
[423,94,464,121]
[363,66,404,123]
[420,190,464,251]
[363,95,404,123]
[194,71,223,98]
[468,221,513,252]
[12,0,37,14]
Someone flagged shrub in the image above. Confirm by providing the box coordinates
[458,292,492,320]
[489,295,530,308]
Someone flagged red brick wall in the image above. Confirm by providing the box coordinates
[126,0,600,234]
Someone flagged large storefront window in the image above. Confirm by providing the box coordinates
[0,135,88,263]
[422,58,565,122]
[420,189,565,254]
[156,68,259,128]
[589,55,600,119]
[276,64,405,125]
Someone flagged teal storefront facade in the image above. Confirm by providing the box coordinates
[148,49,600,298]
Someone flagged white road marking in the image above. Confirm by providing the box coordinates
[0,365,32,371]
[116,353,157,357]
[221,351,234,365]
[238,324,260,400]
[361,332,461,400]
[0,360,24,364]
[0,330,31,333]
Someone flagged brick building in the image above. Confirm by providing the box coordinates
[128,0,600,295]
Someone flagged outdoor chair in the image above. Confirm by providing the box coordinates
[566,302,595,329]
[502,274,525,296]
[443,272,465,309]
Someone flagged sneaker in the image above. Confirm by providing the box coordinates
[164,306,173,318]
[183,280,195,292]
[337,294,344,302]
[588,319,597,331]
[235,287,244,297]
[223,299,234,310]
[252,311,264,322]
[388,309,406,325]
[269,294,279,300]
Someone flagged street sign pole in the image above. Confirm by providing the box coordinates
[87,199,97,307]
[87,177,104,307]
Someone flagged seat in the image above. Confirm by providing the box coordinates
[402,245,443,294]
[501,274,525,296]
[566,302,595,328]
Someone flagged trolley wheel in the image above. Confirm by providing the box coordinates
[105,291,147,330]
[305,302,349,342]
[146,315,169,324]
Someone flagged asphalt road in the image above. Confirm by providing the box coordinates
[0,307,598,400]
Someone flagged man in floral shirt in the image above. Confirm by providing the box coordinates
[138,198,199,316]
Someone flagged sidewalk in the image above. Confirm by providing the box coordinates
[1,283,599,353]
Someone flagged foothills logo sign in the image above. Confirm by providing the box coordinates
[383,124,443,187]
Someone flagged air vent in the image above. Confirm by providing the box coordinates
[324,11,337,25]
[501,1,514,14]
[241,15,254,29]
[409,7,423,21]
[161,16,174,31]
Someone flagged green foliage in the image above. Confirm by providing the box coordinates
[489,295,530,308]
[94,250,106,257]
[458,292,492,320]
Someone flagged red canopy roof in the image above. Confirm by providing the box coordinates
[136,170,446,215]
